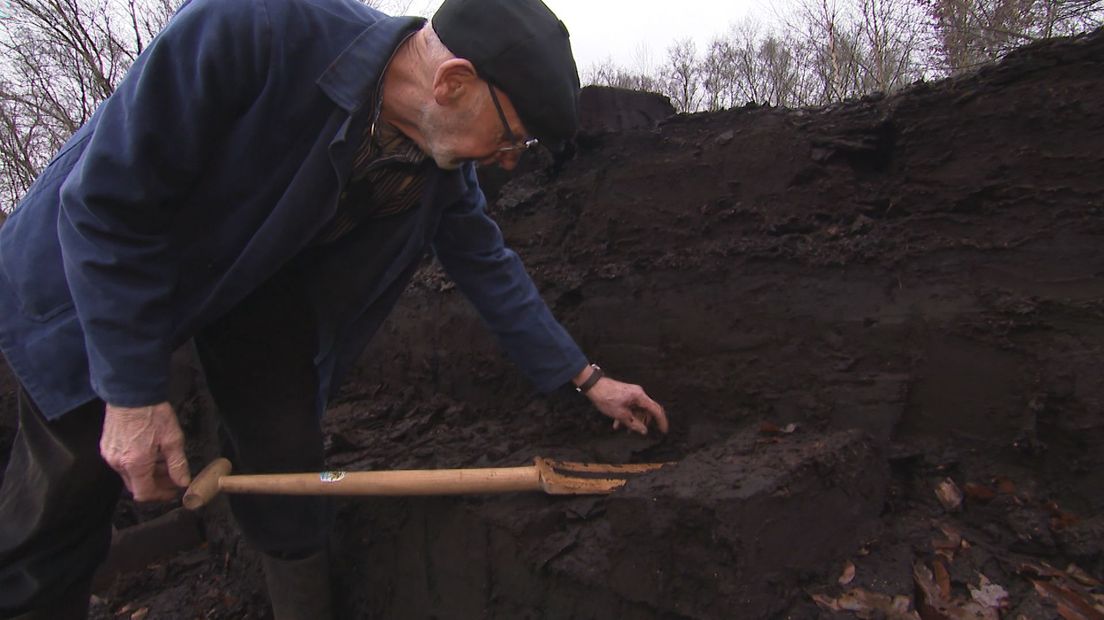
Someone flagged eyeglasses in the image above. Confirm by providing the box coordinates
[487,83,538,153]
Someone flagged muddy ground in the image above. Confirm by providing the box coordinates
[2,27,1104,620]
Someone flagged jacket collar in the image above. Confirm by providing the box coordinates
[317,15,427,113]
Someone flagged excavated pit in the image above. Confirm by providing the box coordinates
[1,28,1103,620]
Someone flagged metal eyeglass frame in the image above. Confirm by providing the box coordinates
[487,83,539,153]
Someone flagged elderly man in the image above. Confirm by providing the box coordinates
[0,0,668,617]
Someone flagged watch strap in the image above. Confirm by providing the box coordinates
[575,364,604,394]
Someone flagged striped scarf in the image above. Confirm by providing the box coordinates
[313,115,431,245]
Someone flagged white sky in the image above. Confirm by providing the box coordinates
[405,0,778,74]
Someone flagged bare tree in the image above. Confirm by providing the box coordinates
[366,0,417,13]
[664,37,703,113]
[718,20,817,107]
[759,34,819,106]
[0,0,177,211]
[781,0,934,103]
[583,57,661,92]
[922,0,1103,72]
[701,35,742,111]
[0,0,433,213]
[787,0,863,102]
[630,41,659,82]
[857,0,928,90]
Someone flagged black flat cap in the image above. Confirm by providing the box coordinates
[432,0,581,150]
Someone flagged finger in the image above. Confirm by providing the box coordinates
[651,406,669,434]
[612,419,621,431]
[152,463,183,497]
[629,416,648,435]
[109,457,176,501]
[634,395,669,434]
[161,437,192,487]
[126,460,165,502]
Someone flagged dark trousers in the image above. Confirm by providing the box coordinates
[0,265,331,617]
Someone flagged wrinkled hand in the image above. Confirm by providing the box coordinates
[100,401,191,502]
[583,376,669,436]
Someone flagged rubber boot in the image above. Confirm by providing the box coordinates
[260,550,334,620]
[8,581,91,620]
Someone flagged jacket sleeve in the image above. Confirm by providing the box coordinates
[431,166,588,393]
[57,0,271,407]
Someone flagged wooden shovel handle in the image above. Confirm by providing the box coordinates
[183,458,232,510]
[183,457,542,510]
[220,466,541,497]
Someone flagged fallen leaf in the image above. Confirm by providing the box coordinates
[759,421,798,435]
[932,537,957,550]
[963,482,996,501]
[969,574,1009,609]
[892,595,915,616]
[995,477,1017,495]
[840,560,857,585]
[1033,579,1104,620]
[933,523,963,550]
[935,549,956,563]
[812,592,840,611]
[1049,508,1082,531]
[939,524,962,540]
[1020,561,1066,579]
[933,560,952,600]
[935,478,964,511]
[812,589,920,620]
[1019,560,1097,605]
[1066,565,1102,589]
[915,561,999,620]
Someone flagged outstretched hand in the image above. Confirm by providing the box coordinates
[100,401,192,502]
[580,373,669,436]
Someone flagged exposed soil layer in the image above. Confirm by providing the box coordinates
[2,28,1103,620]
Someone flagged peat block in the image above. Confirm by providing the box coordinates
[93,508,205,592]
[536,427,888,618]
[577,85,675,135]
[353,428,887,619]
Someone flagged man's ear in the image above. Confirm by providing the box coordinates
[432,58,479,106]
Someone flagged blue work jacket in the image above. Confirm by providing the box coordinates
[0,0,586,420]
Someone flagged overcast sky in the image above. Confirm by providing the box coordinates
[407,0,778,73]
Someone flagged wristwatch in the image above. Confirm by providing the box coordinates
[575,363,604,394]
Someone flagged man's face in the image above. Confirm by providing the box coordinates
[420,83,532,171]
